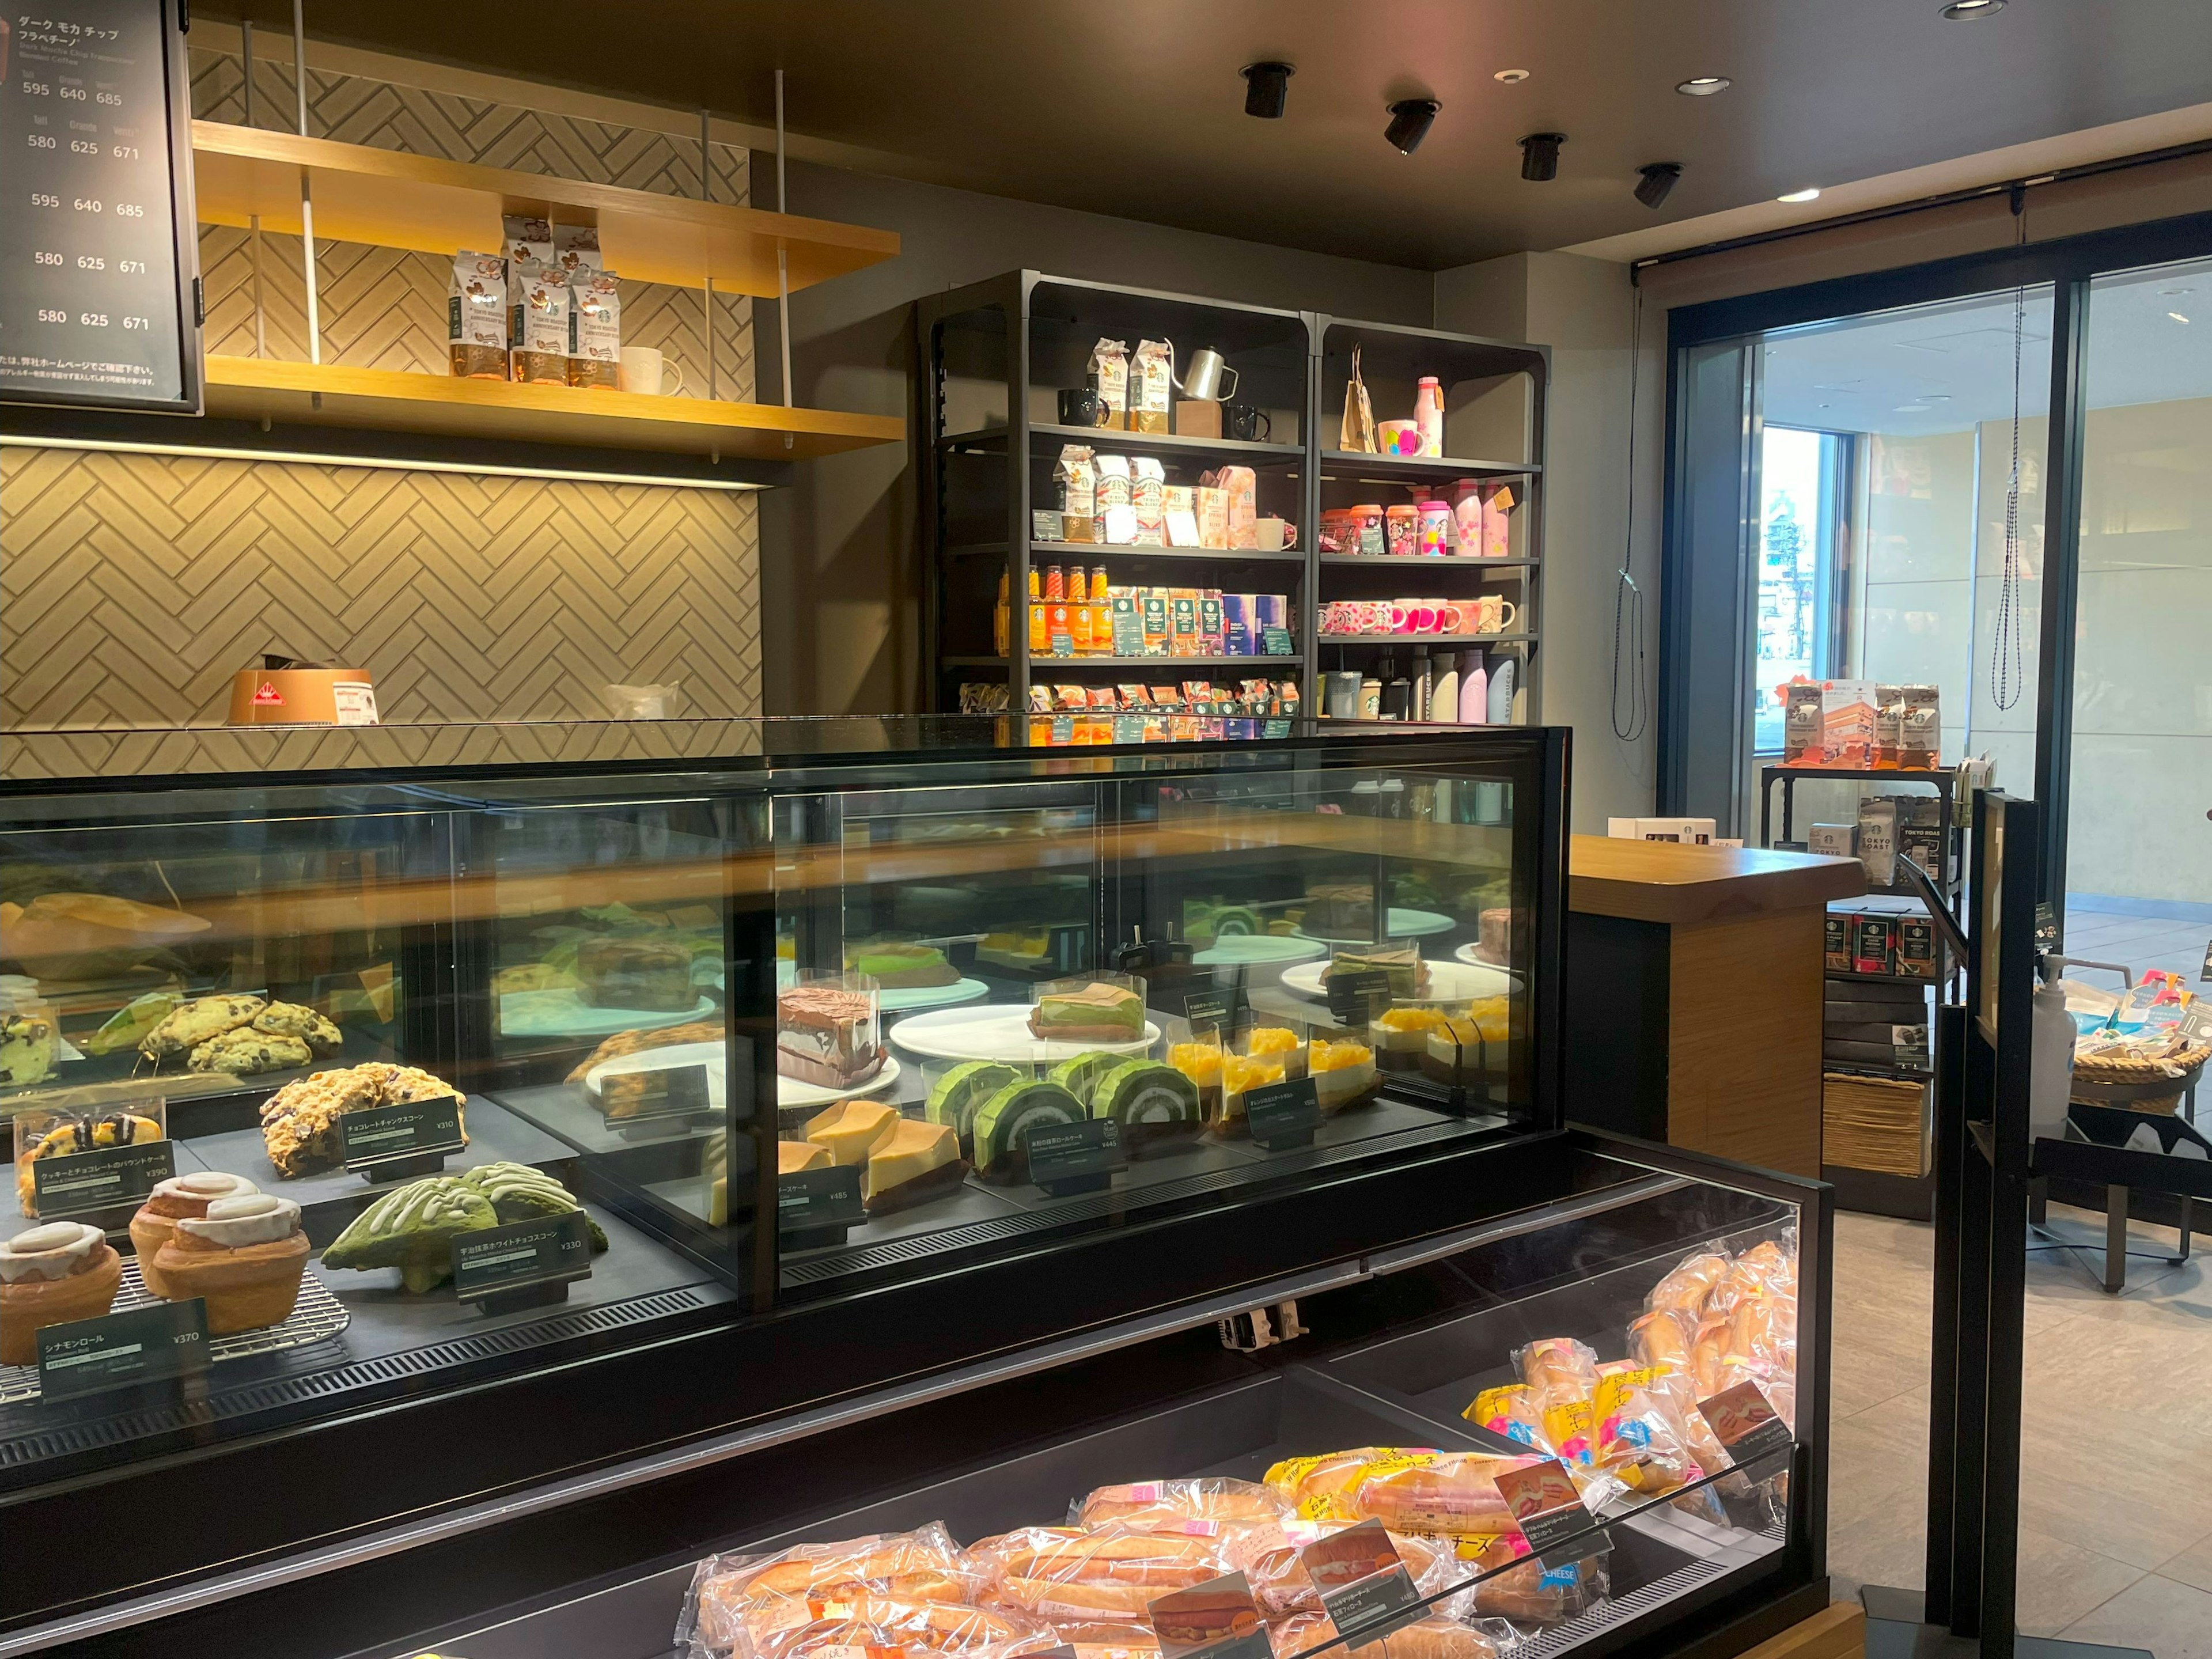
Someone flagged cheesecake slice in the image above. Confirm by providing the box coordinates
[804,1098,900,1165]
[862,1119,968,1213]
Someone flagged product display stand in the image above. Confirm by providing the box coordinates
[1862,791,2147,1659]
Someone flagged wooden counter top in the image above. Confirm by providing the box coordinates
[1570,835,1866,926]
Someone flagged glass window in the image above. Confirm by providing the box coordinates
[1753,425,1848,753]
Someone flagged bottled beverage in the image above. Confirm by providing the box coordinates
[994,566,1010,656]
[1045,564,1066,601]
[1069,575,1093,654]
[1092,566,1113,656]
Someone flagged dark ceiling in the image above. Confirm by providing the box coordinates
[226,0,2212,269]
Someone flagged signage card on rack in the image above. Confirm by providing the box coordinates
[0,0,199,410]
[2175,1002,2212,1045]
[2035,902,2061,956]
[29,1139,173,1220]
[450,1210,594,1304]
[338,1096,466,1172]
[1300,1520,1423,1643]
[1026,1118,1125,1191]
[1244,1076,1321,1151]
[1698,1380,1793,1469]
[1327,969,1395,1028]
[603,1063,710,1123]
[36,1296,207,1400]
[1493,1458,1607,1566]
[1182,987,1247,1038]
[777,1164,863,1233]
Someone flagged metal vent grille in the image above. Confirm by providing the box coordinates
[0,1261,349,1407]
[781,1121,1468,1287]
[0,1283,716,1469]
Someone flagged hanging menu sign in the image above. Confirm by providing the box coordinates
[0,0,200,411]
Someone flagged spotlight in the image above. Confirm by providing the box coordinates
[1676,75,1731,96]
[1385,98,1440,156]
[1634,162,1682,209]
[1494,69,1531,84]
[1241,61,1293,119]
[1778,187,1821,203]
[1519,132,1566,181]
[1939,0,2003,16]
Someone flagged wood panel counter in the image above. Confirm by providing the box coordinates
[1567,836,1865,1178]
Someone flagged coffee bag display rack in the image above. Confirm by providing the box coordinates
[916,272,1548,721]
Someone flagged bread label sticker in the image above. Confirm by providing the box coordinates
[1698,1380,1793,1470]
[1493,1457,1608,1566]
[1147,1571,1268,1659]
[1301,1519,1422,1643]
[30,1139,176,1221]
[37,1297,209,1403]
[251,681,283,706]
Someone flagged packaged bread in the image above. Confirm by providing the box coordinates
[1453,1532,1604,1624]
[1461,1382,1551,1455]
[1646,1251,1728,1324]
[1590,1360,1703,1494]
[1224,1517,1457,1620]
[1262,1448,1540,1539]
[679,1525,980,1655]
[1268,1611,1501,1659]
[972,1524,1232,1594]
[730,1600,1054,1659]
[1073,1477,1289,1531]
[1514,1337,1600,1467]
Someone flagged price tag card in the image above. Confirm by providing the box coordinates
[451,1210,594,1305]
[1260,626,1296,657]
[1301,1520,1422,1643]
[37,1297,209,1402]
[1027,1118,1126,1194]
[1182,987,1247,1038]
[1698,1380,1794,1470]
[1113,609,1148,656]
[600,1063,711,1123]
[1493,1458,1608,1567]
[338,1096,465,1172]
[777,1164,864,1234]
[2035,901,2061,955]
[30,1139,175,1221]
[1147,1572,1271,1659]
[1244,1076,1321,1152]
[1326,969,1395,1029]
[2178,1002,2212,1045]
[1051,632,1075,658]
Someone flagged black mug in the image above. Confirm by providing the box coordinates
[1224,404,1272,442]
[1058,386,1107,427]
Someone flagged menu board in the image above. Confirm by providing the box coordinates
[0,0,200,411]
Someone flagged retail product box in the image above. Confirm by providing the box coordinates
[1616,817,1717,843]
[228,665,379,726]
[1851,913,1897,976]
[1808,823,1857,859]
[1196,487,1229,549]
[1897,914,1938,980]
[1824,913,1854,974]
[1823,680,1878,766]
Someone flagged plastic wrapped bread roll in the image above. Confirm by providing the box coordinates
[1224,1517,1460,1620]
[1262,1448,1540,1538]
[1268,1612,1503,1659]
[970,1524,1233,1595]
[1072,1477,1290,1531]
[679,1525,982,1656]
[1514,1337,1601,1466]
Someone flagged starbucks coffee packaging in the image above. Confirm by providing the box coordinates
[1088,338,1130,429]
[1132,457,1166,544]
[552,221,603,272]
[1824,912,1854,974]
[568,269,622,389]
[1131,340,1173,434]
[448,251,509,378]
[507,260,571,385]
[500,214,552,265]
[1055,445,1097,544]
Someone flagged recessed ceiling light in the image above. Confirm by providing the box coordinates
[1895,403,1932,412]
[1923,394,1952,402]
[1676,76,1731,96]
[2160,286,2194,296]
[1494,69,1531,84]
[1778,187,1821,203]
[2171,312,2192,324]
[1940,0,2005,16]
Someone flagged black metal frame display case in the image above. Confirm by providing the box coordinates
[0,719,1822,1659]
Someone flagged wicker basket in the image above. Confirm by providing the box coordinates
[2069,1043,2210,1116]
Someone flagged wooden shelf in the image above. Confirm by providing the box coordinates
[944,656,1300,672]
[940,424,1305,463]
[1318,450,1537,483]
[191,122,899,296]
[942,540,1305,564]
[1318,633,1535,647]
[203,358,904,461]
[1319,555,1537,569]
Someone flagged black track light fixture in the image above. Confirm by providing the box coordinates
[1242,61,1293,119]
[1384,98,1440,156]
[1519,132,1566,181]
[1634,162,1683,209]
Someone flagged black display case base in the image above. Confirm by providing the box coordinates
[1862,1586,2149,1659]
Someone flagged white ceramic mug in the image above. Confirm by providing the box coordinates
[1475,594,1520,635]
[618,346,686,396]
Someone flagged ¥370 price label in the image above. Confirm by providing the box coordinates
[37,1297,209,1401]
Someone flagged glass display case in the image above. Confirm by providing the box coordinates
[0,721,1823,1658]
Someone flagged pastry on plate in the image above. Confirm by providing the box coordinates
[153,1194,309,1334]
[842,937,961,989]
[575,938,696,1012]
[84,992,181,1056]
[566,1019,722,1084]
[1028,982,1144,1044]
[804,1098,899,1166]
[1321,945,1429,1001]
[190,1029,313,1077]
[257,1064,467,1179]
[16,1109,163,1215]
[0,1221,123,1365]
[251,1001,344,1055]
[460,1161,608,1249]
[130,1171,261,1297]
[139,994,265,1062]
[778,984,883,1090]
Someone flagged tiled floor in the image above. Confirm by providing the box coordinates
[1828,1203,2212,1651]
[2060,900,2211,992]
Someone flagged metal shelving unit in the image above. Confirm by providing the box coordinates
[915,278,1551,719]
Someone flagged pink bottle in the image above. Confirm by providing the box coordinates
[1414,376,1445,457]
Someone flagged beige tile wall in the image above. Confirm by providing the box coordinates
[0,46,762,729]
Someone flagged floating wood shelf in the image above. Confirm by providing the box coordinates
[191,122,899,296]
[203,358,904,461]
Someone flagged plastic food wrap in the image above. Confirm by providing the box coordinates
[1224,1517,1460,1619]
[972,1524,1237,1628]
[1074,1478,1291,1531]
[1268,1611,1506,1659]
[734,1598,1052,1659]
[1513,1338,1600,1467]
[679,1525,984,1655]
[1461,1384,1550,1454]
[1453,1533,1607,1624]
[1590,1361,1703,1495]
[1690,1239,1799,1427]
[1263,1448,1543,1539]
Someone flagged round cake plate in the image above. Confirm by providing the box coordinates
[889,1005,1160,1063]
[1191,935,1329,968]
[1279,957,1517,1003]
[500,990,715,1040]
[1296,907,1456,942]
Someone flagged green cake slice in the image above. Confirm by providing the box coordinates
[1044,1050,1127,1107]
[460,1161,609,1251]
[1089,1060,1203,1153]
[322,1176,499,1294]
[925,1060,1022,1148]
[970,1080,1086,1181]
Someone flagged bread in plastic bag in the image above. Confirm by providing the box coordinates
[1270,1610,1508,1659]
[1224,1517,1460,1619]
[737,1597,1052,1659]
[678,1525,980,1657]
[1461,1384,1551,1455]
[1263,1448,1544,1539]
[1453,1532,1606,1625]
[1513,1339,1600,1467]
[1074,1477,1291,1531]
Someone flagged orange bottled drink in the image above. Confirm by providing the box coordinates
[1091,566,1113,656]
[994,566,1010,656]
[1070,584,1094,654]
[1045,565,1066,601]
[1028,596,1048,654]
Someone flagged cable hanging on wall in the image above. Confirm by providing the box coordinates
[1612,281,1650,742]
[1989,184,2029,711]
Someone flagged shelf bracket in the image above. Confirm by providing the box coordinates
[241,20,266,360]
[700,106,716,403]
[291,0,320,378]
[776,70,794,409]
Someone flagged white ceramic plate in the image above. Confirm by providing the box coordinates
[582,1041,903,1111]
[501,990,715,1040]
[1279,957,1516,1003]
[882,977,993,1012]
[1453,943,1520,974]
[889,1005,1160,1063]
[1192,935,1329,968]
[1296,906,1456,942]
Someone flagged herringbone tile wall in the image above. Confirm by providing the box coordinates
[1,46,762,729]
